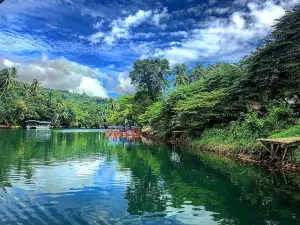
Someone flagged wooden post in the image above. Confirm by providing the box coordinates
[281,171,288,185]
[260,142,271,153]
[270,144,274,160]
[273,144,280,159]
[259,148,262,161]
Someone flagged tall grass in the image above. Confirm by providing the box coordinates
[269,125,300,138]
[191,104,295,153]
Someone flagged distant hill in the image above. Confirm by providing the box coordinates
[46,89,108,104]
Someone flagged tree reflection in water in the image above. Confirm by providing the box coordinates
[0,130,299,225]
[108,136,141,148]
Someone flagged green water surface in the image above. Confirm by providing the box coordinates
[0,129,299,225]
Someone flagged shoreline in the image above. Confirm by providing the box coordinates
[142,131,300,172]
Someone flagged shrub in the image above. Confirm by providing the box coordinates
[191,104,295,152]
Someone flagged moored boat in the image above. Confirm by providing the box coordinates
[25,120,52,129]
[105,126,141,138]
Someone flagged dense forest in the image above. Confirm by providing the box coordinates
[0,71,108,128]
[107,6,300,158]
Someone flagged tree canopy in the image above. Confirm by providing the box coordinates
[129,59,171,101]
[0,68,108,127]
[243,5,300,102]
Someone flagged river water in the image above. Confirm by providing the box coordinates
[0,129,299,225]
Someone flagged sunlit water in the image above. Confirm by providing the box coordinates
[0,129,300,225]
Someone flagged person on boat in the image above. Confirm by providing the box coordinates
[133,128,141,137]
[126,127,134,137]
[114,129,122,137]
[105,129,112,136]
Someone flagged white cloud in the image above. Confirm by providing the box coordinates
[248,1,286,26]
[3,59,15,67]
[89,8,169,45]
[89,10,152,46]
[114,72,135,94]
[283,0,300,7]
[88,31,105,44]
[173,4,206,17]
[209,0,218,5]
[152,7,169,29]
[0,31,50,53]
[120,10,152,27]
[231,12,245,29]
[76,77,107,97]
[151,0,299,65]
[93,19,105,29]
[0,56,108,98]
[206,7,231,15]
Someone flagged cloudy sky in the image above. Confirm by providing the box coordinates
[0,0,299,97]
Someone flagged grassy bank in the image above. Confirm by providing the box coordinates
[270,125,300,138]
[190,124,300,164]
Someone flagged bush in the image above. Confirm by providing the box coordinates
[290,147,300,163]
[269,125,300,138]
[191,104,295,153]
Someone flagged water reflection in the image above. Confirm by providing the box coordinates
[108,136,141,148]
[25,129,52,142]
[0,129,299,225]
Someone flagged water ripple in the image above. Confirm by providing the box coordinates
[0,130,299,225]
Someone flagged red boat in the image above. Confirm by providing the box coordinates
[105,126,141,138]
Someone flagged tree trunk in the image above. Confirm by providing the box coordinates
[147,82,155,101]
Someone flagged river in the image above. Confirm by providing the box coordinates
[0,129,299,225]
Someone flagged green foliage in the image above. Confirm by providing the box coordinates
[107,94,137,125]
[173,64,188,86]
[192,104,295,152]
[270,125,300,138]
[129,58,171,101]
[290,146,300,163]
[0,67,17,94]
[138,101,164,126]
[188,63,205,83]
[0,68,108,127]
[242,6,300,103]
[240,104,294,137]
[138,62,247,133]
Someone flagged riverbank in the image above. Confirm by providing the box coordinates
[142,125,300,172]
[0,125,21,129]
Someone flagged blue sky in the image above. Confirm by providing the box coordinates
[0,0,299,97]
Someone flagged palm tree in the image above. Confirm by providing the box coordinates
[173,64,188,87]
[188,63,205,83]
[98,110,107,127]
[30,79,41,96]
[0,67,17,94]
[108,97,118,111]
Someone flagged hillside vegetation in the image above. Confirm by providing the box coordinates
[0,72,108,128]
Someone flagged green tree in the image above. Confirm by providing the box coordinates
[0,67,17,94]
[108,97,118,111]
[173,64,188,87]
[129,59,170,101]
[243,6,300,104]
[188,63,205,83]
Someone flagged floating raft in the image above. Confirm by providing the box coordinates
[257,138,300,162]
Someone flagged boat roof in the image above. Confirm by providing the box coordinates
[25,120,52,124]
[108,126,141,129]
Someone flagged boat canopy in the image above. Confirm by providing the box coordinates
[107,126,141,129]
[25,120,52,124]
